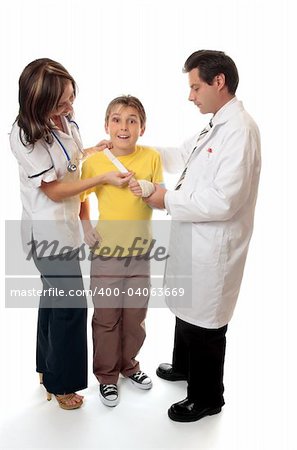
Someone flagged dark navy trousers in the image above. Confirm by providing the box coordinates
[33,249,88,395]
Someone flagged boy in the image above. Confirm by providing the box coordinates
[80,95,163,407]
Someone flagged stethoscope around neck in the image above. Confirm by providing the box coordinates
[51,119,80,172]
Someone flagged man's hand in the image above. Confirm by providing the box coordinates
[144,184,167,209]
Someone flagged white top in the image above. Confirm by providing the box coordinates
[10,116,84,257]
[158,98,261,328]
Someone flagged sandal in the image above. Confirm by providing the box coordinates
[47,392,83,410]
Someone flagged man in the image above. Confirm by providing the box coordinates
[135,50,261,422]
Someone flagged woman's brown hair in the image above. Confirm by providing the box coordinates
[16,58,76,146]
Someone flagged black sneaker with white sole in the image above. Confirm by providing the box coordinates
[129,371,153,390]
[99,384,119,407]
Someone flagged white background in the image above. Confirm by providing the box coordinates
[0,0,295,449]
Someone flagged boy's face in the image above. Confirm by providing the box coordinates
[105,105,145,153]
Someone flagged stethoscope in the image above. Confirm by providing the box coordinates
[51,119,80,172]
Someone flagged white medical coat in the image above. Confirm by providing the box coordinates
[159,98,261,328]
[10,117,84,256]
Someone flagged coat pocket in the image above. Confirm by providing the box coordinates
[193,224,229,266]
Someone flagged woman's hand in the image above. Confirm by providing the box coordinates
[95,140,113,151]
[83,140,113,158]
[84,140,113,158]
[102,171,134,187]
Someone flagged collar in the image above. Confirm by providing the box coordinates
[50,116,74,140]
[211,97,244,127]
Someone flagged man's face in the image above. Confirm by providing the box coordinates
[188,68,221,115]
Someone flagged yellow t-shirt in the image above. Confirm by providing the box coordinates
[81,145,163,256]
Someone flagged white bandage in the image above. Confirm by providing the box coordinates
[103,148,129,173]
[137,179,155,197]
[103,148,155,197]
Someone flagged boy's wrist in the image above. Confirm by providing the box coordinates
[81,219,92,232]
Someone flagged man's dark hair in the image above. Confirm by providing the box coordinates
[183,50,239,95]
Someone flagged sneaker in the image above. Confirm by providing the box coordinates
[129,371,153,390]
[99,384,119,407]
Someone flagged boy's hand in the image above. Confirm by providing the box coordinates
[103,171,134,187]
[84,227,102,249]
[95,140,113,151]
[128,179,142,197]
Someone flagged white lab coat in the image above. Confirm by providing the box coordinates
[158,98,261,328]
[10,117,84,256]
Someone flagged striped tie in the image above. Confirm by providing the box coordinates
[175,120,213,191]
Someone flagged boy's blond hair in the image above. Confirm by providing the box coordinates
[105,95,146,128]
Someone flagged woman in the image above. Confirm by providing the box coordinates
[10,58,133,410]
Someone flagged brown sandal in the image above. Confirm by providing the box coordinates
[47,392,83,410]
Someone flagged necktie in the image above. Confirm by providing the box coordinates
[175,119,213,191]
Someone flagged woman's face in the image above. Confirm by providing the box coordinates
[51,81,75,118]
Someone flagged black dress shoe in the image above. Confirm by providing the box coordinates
[156,363,187,381]
[168,398,222,422]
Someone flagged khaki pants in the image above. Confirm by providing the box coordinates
[90,255,150,384]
